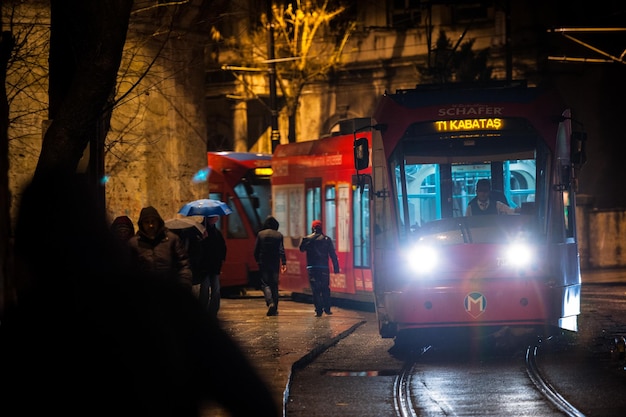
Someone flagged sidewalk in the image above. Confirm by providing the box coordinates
[202,293,372,416]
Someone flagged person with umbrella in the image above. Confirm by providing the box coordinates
[164,218,207,289]
[128,206,193,288]
[178,199,232,317]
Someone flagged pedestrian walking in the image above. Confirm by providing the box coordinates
[196,215,227,317]
[254,216,287,316]
[299,220,340,317]
[128,206,193,288]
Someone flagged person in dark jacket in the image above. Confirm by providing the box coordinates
[465,179,516,216]
[299,220,340,317]
[197,215,227,317]
[128,206,193,288]
[1,172,280,417]
[254,216,287,316]
[110,215,135,242]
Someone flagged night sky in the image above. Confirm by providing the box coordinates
[532,2,626,209]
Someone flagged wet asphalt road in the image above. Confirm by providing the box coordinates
[203,270,626,416]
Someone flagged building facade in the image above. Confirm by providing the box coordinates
[205,1,528,153]
[6,1,625,268]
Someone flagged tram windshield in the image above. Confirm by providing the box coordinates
[232,171,272,234]
[392,125,550,242]
[412,214,539,245]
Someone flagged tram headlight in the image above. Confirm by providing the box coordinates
[503,243,534,268]
[404,245,439,274]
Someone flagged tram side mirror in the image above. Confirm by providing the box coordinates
[354,137,369,171]
[571,131,587,165]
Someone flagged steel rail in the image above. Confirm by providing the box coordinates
[525,345,586,417]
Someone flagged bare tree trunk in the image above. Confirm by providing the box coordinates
[38,0,133,182]
[288,112,297,144]
[0,28,16,313]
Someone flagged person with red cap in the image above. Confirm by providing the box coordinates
[299,220,340,317]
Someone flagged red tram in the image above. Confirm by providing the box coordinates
[272,123,375,304]
[206,151,273,289]
[358,81,586,339]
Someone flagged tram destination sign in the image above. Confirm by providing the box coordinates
[404,117,532,138]
[435,118,503,132]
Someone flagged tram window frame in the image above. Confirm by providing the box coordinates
[209,192,247,239]
[325,185,337,243]
[394,154,539,236]
[353,176,371,268]
[305,178,322,235]
[233,177,266,234]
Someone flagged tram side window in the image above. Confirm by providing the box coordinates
[305,178,322,234]
[233,176,271,233]
[563,189,574,238]
[325,185,337,242]
[557,123,576,240]
[226,195,247,239]
[209,192,246,238]
[272,184,305,246]
[253,180,272,228]
[353,179,371,268]
[553,164,575,241]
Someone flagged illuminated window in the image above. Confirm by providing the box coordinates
[353,178,371,268]
[305,178,322,234]
[325,185,336,242]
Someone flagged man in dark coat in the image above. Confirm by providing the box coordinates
[196,215,227,317]
[128,206,193,288]
[110,215,135,242]
[254,216,287,316]
[299,220,340,317]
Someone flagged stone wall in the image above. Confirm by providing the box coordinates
[103,32,210,224]
[577,199,626,269]
[7,4,211,229]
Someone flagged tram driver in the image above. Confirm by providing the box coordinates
[465,179,518,216]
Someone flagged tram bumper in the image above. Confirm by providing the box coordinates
[379,277,580,337]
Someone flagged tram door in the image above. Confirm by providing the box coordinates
[303,178,372,294]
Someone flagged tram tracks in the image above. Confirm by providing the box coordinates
[393,344,586,417]
[525,345,586,417]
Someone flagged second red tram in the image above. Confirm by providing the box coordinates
[206,151,273,289]
[358,81,586,339]
[272,124,375,304]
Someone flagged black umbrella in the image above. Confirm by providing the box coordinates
[165,218,206,243]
